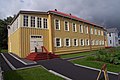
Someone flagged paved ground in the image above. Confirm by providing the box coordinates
[0,53,119,80]
[37,58,118,80]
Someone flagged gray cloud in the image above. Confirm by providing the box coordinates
[0,0,120,31]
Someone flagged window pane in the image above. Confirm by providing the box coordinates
[23,15,28,26]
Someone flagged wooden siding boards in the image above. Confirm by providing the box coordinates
[8,11,107,58]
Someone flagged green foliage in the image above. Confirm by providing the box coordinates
[0,16,13,49]
[94,47,120,65]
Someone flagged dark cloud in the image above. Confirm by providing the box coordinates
[0,0,120,31]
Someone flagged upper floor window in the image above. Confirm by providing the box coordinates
[109,33,111,37]
[79,25,83,33]
[72,23,77,32]
[95,28,97,35]
[43,18,48,29]
[55,19,60,30]
[37,17,42,28]
[91,40,94,45]
[98,30,101,35]
[31,16,35,27]
[73,39,78,46]
[64,21,69,31]
[64,38,70,47]
[55,38,61,47]
[101,31,104,36]
[85,26,88,34]
[90,27,93,34]
[23,15,28,27]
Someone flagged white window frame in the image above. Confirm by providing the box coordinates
[55,37,62,47]
[80,39,84,46]
[43,18,48,29]
[55,19,60,30]
[86,26,88,34]
[95,28,97,35]
[72,23,77,32]
[31,16,35,27]
[64,38,70,47]
[23,15,28,27]
[90,27,93,34]
[37,17,42,28]
[79,25,83,33]
[86,39,89,46]
[72,39,78,46]
[64,21,69,31]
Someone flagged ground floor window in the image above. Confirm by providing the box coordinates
[64,38,70,47]
[73,39,78,46]
[86,39,89,46]
[55,38,61,47]
[80,39,84,46]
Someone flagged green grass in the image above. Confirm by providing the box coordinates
[71,58,120,73]
[1,49,8,53]
[61,51,96,59]
[3,67,63,80]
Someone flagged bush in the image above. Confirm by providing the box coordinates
[94,47,120,65]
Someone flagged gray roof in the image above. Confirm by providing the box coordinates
[107,28,118,33]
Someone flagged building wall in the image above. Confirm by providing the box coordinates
[107,33,118,47]
[8,28,21,57]
[8,12,106,57]
[51,15,105,55]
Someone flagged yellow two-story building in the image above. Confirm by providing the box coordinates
[8,10,107,58]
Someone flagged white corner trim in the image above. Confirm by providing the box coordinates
[49,70,72,80]
[1,53,16,70]
[74,64,118,75]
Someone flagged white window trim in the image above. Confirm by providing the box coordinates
[43,18,48,29]
[79,25,83,33]
[72,23,77,32]
[54,19,60,30]
[64,21,69,31]
[72,38,78,46]
[55,37,62,47]
[64,38,70,47]
[80,39,84,46]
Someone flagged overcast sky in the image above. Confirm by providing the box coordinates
[0,0,120,31]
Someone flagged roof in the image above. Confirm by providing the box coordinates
[107,28,119,33]
[48,10,104,29]
[10,10,105,30]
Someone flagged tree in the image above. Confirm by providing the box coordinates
[0,16,13,49]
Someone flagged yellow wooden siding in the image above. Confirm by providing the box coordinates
[20,27,50,58]
[8,28,21,56]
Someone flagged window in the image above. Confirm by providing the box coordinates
[102,41,104,45]
[55,38,61,47]
[64,38,70,47]
[101,31,103,36]
[80,39,84,46]
[64,21,69,31]
[31,16,35,27]
[79,25,83,33]
[23,15,28,26]
[95,28,97,35]
[73,39,78,46]
[110,40,112,44]
[98,30,100,35]
[37,17,42,28]
[86,39,89,45]
[55,19,60,30]
[109,33,111,37]
[85,26,88,34]
[91,40,94,45]
[43,18,48,29]
[90,27,93,34]
[72,23,77,32]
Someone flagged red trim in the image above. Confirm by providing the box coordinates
[49,10,103,28]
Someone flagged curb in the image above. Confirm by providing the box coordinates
[74,64,118,75]
[1,53,16,70]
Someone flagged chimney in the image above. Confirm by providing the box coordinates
[55,9,57,11]
[69,13,72,15]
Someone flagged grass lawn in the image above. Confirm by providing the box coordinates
[71,58,120,73]
[1,49,8,53]
[3,67,63,80]
[61,51,96,59]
